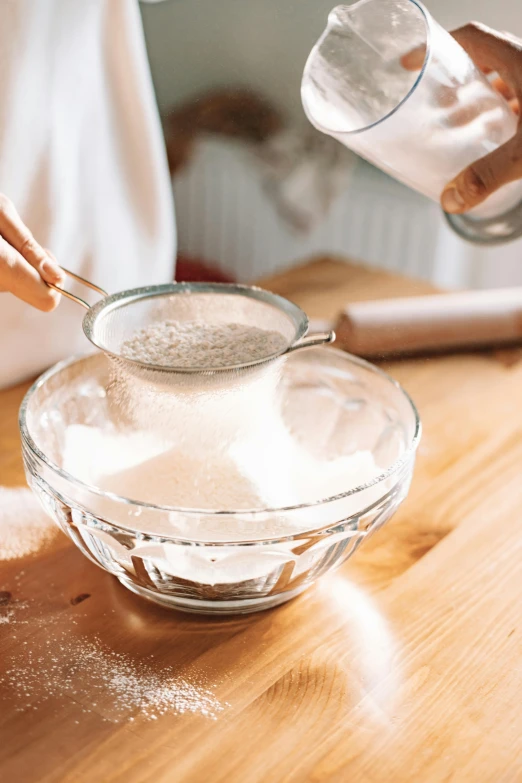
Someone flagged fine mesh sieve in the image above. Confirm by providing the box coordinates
[49,269,335,380]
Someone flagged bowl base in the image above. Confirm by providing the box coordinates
[119,577,310,615]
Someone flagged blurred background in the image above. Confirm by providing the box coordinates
[140,0,522,289]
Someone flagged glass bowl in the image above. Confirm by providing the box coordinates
[19,350,420,615]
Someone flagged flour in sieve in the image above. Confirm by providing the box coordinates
[120,320,288,368]
[0,487,58,561]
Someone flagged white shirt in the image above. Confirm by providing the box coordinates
[0,0,175,388]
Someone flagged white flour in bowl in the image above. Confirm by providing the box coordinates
[58,322,388,538]
[63,414,380,515]
[120,320,288,369]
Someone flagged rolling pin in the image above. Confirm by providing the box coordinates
[313,288,522,358]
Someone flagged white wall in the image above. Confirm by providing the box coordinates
[140,0,336,119]
[141,0,522,120]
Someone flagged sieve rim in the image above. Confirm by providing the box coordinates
[82,282,310,373]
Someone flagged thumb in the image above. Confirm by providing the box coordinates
[441,136,522,213]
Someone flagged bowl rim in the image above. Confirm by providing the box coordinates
[19,349,421,519]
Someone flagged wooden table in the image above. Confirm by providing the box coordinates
[2,257,522,783]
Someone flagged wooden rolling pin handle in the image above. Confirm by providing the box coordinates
[334,288,522,357]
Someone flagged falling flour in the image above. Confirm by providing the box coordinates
[120,319,288,368]
[0,487,58,560]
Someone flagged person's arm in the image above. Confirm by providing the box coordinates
[0,194,63,311]
[403,23,522,214]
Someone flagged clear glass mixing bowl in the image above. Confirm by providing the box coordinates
[19,350,420,614]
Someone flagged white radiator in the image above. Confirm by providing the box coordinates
[173,137,522,289]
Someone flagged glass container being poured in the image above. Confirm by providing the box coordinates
[301,0,522,245]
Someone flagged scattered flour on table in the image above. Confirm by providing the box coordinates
[1,628,225,722]
[0,610,14,624]
[120,319,288,368]
[0,595,225,721]
[0,596,66,629]
[0,487,57,560]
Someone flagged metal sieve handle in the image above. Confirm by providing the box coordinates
[47,267,108,309]
[286,330,336,354]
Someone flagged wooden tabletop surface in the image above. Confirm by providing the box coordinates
[2,257,522,783]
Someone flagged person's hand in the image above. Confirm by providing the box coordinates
[0,194,64,311]
[402,23,522,214]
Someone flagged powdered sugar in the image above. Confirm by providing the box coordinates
[0,486,58,560]
[120,319,287,369]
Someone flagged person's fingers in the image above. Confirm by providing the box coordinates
[44,248,61,270]
[441,134,522,212]
[491,76,516,100]
[451,23,522,101]
[0,236,61,311]
[399,24,522,212]
[431,24,522,211]
[0,194,64,286]
[400,45,426,71]
[402,25,522,99]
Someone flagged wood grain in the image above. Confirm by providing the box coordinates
[1,256,522,783]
